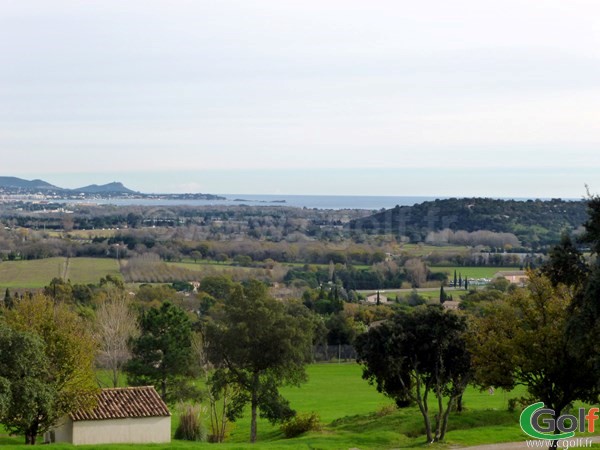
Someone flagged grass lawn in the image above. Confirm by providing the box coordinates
[0,363,546,449]
[0,257,121,289]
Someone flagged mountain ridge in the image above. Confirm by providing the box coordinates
[0,176,136,194]
[0,176,225,199]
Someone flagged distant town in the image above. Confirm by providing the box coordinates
[0,176,225,202]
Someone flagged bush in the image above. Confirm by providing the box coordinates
[375,404,398,417]
[174,403,207,442]
[280,412,321,438]
[507,397,530,413]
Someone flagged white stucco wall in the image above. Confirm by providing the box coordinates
[70,416,171,445]
[46,416,73,444]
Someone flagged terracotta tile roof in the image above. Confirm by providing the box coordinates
[71,386,170,421]
[494,271,527,277]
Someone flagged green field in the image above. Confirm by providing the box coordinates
[0,257,121,289]
[0,363,550,449]
[46,229,119,239]
[64,258,122,284]
[167,261,254,273]
[431,266,520,279]
[400,244,470,257]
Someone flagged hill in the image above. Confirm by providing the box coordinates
[0,176,60,191]
[72,182,137,194]
[348,197,588,249]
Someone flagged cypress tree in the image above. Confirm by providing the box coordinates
[464,278,469,290]
[459,273,463,288]
[3,288,13,309]
[439,285,446,304]
[453,270,457,287]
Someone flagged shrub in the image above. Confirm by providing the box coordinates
[175,403,207,442]
[375,404,398,417]
[280,412,321,438]
[507,397,530,413]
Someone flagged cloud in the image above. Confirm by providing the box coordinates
[1,0,599,195]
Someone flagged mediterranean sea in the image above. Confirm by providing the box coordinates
[65,195,442,210]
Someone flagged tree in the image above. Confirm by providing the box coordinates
[134,284,177,306]
[580,189,600,255]
[326,311,358,346]
[3,294,98,445]
[206,281,313,443]
[43,277,73,303]
[405,258,427,288]
[3,288,13,309]
[453,270,457,287]
[469,273,597,449]
[199,276,234,299]
[439,285,446,304]
[355,306,471,443]
[125,302,197,402]
[0,324,56,445]
[190,251,202,263]
[94,289,140,388]
[542,233,588,290]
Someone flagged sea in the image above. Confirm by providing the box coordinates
[65,195,441,210]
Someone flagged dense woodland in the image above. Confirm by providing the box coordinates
[349,197,587,249]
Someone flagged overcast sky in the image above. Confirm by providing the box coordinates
[2,0,599,197]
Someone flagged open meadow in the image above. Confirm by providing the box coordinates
[430,266,520,280]
[0,363,558,449]
[0,257,121,290]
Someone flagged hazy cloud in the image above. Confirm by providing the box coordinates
[2,0,599,195]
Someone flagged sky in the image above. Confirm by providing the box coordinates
[1,0,599,197]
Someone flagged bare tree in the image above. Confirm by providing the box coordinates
[95,289,140,387]
[193,332,235,443]
[404,258,427,288]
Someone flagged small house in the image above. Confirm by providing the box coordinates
[494,270,528,285]
[366,292,388,304]
[442,300,460,310]
[47,386,171,445]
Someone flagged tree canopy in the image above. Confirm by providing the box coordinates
[206,280,314,443]
[125,301,197,402]
[2,294,98,445]
[470,273,596,400]
[0,324,55,445]
[355,306,471,443]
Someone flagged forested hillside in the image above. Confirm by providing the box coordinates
[349,198,587,249]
